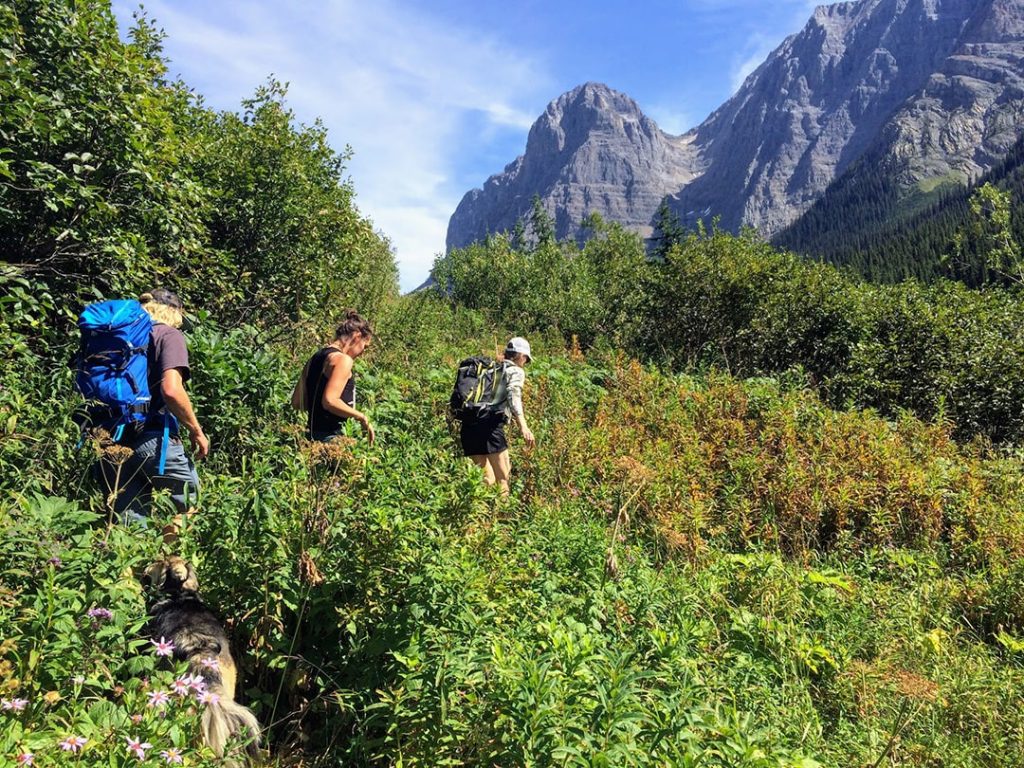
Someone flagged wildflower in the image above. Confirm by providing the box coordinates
[87,607,113,623]
[171,676,191,697]
[48,557,62,567]
[2,698,27,711]
[42,691,61,705]
[125,737,152,760]
[16,752,33,765]
[147,690,170,708]
[196,690,220,706]
[199,656,219,671]
[187,674,206,693]
[72,675,85,685]
[151,637,175,657]
[59,735,87,753]
[130,713,143,724]
[160,748,184,765]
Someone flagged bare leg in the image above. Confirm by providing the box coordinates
[469,454,496,485]
[487,450,512,497]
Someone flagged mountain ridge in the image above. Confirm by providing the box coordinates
[446,0,1024,260]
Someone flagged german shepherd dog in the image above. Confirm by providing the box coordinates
[143,556,261,763]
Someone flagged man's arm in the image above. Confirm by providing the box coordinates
[161,368,209,460]
[321,353,375,444]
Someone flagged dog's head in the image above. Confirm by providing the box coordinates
[141,556,200,595]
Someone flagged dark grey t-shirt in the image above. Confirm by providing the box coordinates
[144,323,190,434]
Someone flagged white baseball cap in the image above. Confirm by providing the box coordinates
[505,336,532,363]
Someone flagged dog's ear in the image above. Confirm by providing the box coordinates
[141,561,166,590]
[182,562,199,593]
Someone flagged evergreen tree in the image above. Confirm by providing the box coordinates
[529,194,555,248]
[651,198,684,260]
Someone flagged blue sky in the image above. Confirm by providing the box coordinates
[112,0,842,291]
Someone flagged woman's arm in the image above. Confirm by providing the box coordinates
[291,359,311,411]
[322,352,375,444]
[505,365,535,447]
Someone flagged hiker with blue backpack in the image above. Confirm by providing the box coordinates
[450,337,536,497]
[76,289,207,533]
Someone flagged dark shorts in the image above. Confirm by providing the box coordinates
[460,414,508,456]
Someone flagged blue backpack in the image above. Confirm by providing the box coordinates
[74,300,154,442]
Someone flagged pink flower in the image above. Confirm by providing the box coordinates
[130,713,143,724]
[151,637,175,657]
[59,736,87,753]
[199,656,219,671]
[160,748,184,765]
[147,690,170,708]
[16,753,33,765]
[125,737,152,760]
[196,690,220,706]
[187,674,206,693]
[171,676,191,697]
[2,698,27,711]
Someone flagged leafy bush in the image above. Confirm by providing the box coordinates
[436,222,1024,443]
[0,0,397,335]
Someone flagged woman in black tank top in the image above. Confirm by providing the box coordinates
[291,310,375,443]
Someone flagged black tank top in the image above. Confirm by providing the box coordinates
[304,347,355,438]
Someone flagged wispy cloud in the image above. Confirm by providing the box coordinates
[646,105,695,136]
[115,0,551,290]
[727,0,848,93]
[730,33,777,93]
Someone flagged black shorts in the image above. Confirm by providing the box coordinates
[460,413,508,456]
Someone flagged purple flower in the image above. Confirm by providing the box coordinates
[87,607,113,621]
[196,690,220,706]
[187,674,206,693]
[125,737,152,760]
[147,690,170,708]
[199,656,219,671]
[59,736,87,753]
[151,637,175,657]
[16,753,33,765]
[171,676,190,697]
[2,698,28,711]
[47,557,62,568]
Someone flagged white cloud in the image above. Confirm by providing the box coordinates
[115,0,550,291]
[727,0,847,93]
[730,37,776,93]
[646,104,694,136]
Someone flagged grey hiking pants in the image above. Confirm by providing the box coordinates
[96,432,199,522]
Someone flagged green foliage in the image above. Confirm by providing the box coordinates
[4,1,1024,765]
[4,295,1024,766]
[948,182,1023,287]
[438,222,1024,444]
[651,197,684,261]
[775,134,1024,287]
[0,0,397,333]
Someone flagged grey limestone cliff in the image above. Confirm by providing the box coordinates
[446,0,1024,250]
[446,83,698,249]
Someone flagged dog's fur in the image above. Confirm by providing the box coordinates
[143,557,261,763]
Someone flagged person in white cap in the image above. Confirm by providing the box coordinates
[460,336,536,496]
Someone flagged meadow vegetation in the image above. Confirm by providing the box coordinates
[3,2,1024,767]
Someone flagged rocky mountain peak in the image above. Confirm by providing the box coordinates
[447,0,1024,253]
[446,82,697,250]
